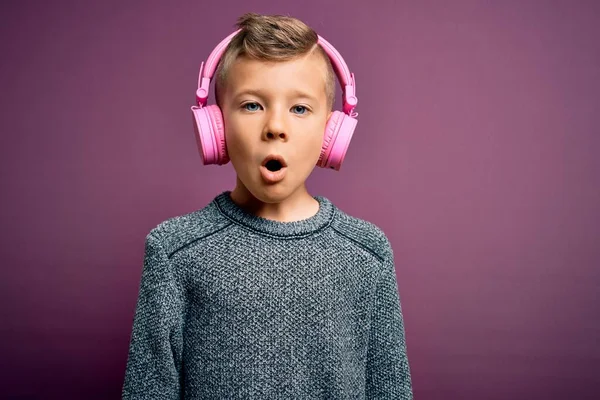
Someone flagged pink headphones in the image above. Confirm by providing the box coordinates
[190,29,358,171]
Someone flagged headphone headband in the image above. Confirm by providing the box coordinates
[195,29,358,115]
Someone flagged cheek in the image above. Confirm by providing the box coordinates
[295,123,326,165]
[223,115,244,151]
[309,119,327,148]
[225,133,247,162]
[224,119,257,170]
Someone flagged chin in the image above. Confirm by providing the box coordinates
[250,185,296,203]
[241,178,304,204]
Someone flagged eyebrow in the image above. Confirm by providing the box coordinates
[232,88,320,103]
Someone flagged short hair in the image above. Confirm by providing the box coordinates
[214,13,336,110]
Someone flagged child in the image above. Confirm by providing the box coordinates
[122,12,413,399]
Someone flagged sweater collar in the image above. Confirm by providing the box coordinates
[213,190,335,238]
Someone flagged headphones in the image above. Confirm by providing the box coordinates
[190,29,358,171]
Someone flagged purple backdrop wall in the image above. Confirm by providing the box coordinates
[1,0,598,398]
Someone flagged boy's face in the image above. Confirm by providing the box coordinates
[220,52,332,203]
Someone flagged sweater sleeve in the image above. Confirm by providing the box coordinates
[365,245,413,399]
[122,231,185,399]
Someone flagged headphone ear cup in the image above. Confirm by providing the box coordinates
[191,105,229,165]
[205,105,229,164]
[318,111,357,171]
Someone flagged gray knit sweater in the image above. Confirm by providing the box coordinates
[122,191,413,399]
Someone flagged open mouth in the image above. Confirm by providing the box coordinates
[262,155,287,171]
[265,159,283,171]
[260,155,288,183]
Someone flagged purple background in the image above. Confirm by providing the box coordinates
[1,0,599,398]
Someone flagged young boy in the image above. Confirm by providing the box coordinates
[122,12,413,399]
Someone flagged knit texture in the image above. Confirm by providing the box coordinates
[122,191,413,399]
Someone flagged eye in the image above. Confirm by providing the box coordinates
[292,105,309,115]
[242,102,262,112]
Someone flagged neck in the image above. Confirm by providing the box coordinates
[229,177,320,223]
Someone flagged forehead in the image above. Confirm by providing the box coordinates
[225,53,329,100]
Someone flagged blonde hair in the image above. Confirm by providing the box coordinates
[214,13,336,110]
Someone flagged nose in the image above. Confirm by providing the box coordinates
[265,131,287,140]
[262,108,288,141]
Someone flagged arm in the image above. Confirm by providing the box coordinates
[365,245,413,399]
[122,231,185,399]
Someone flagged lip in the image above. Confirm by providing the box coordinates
[261,154,288,168]
[260,154,288,183]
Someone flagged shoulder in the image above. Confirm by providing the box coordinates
[330,204,393,263]
[146,198,232,259]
